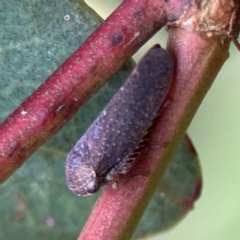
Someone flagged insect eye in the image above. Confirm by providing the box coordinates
[86,178,99,194]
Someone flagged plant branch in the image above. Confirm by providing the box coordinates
[78,0,240,239]
[78,29,230,240]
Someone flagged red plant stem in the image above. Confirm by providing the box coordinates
[0,0,173,183]
[78,28,230,240]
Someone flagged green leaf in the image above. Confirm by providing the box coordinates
[0,136,201,240]
[0,0,101,121]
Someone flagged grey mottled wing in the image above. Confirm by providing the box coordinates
[66,45,173,195]
[81,47,173,176]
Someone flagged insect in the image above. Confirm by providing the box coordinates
[66,44,173,196]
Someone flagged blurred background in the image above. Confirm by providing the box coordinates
[86,1,240,239]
